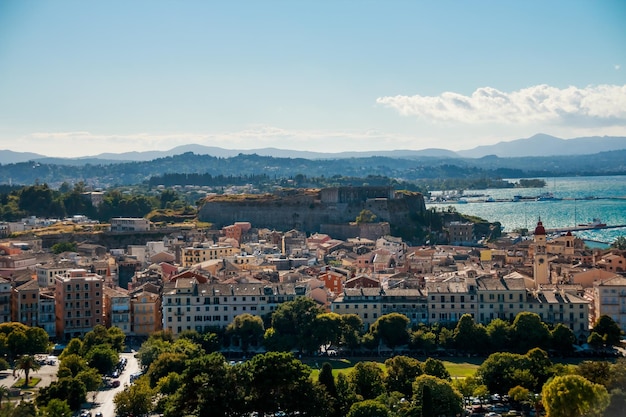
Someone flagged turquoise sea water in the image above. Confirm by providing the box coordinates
[426,175,626,245]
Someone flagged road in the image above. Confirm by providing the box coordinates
[86,351,142,417]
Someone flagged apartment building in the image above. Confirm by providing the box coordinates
[109,217,150,233]
[39,290,56,337]
[475,276,527,323]
[424,277,477,324]
[0,277,11,324]
[593,276,626,334]
[36,261,76,288]
[162,279,304,335]
[130,289,162,337]
[181,243,241,267]
[12,280,39,327]
[54,269,104,340]
[331,287,383,329]
[104,286,131,334]
[448,222,474,245]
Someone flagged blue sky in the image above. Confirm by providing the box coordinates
[0,0,625,157]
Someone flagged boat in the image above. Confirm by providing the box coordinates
[578,218,607,228]
[537,192,562,201]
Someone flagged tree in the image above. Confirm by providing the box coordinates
[453,314,478,352]
[114,378,154,417]
[355,209,377,224]
[384,355,423,397]
[57,354,88,378]
[347,400,390,417]
[341,314,364,351]
[477,352,534,393]
[423,358,450,381]
[611,236,626,250]
[25,327,49,354]
[39,398,72,417]
[241,352,323,416]
[37,377,87,411]
[486,318,512,352]
[267,297,325,354]
[312,312,343,353]
[336,372,360,417]
[156,352,236,416]
[0,385,9,408]
[147,352,187,388]
[16,355,40,387]
[85,344,118,375]
[511,312,551,352]
[592,315,623,346]
[550,323,576,354]
[51,242,77,254]
[350,362,386,400]
[318,362,338,398]
[369,313,410,352]
[542,375,609,417]
[59,338,82,359]
[226,313,265,353]
[137,336,171,368]
[76,368,102,392]
[588,332,605,350]
[412,375,463,417]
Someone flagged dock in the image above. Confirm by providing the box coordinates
[544,224,626,234]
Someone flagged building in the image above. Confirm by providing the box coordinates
[448,222,474,245]
[36,261,76,288]
[161,279,305,335]
[331,287,383,329]
[12,279,40,328]
[109,218,151,233]
[130,289,162,337]
[425,277,476,324]
[593,275,626,334]
[475,276,527,323]
[54,269,104,340]
[181,243,240,267]
[533,220,549,286]
[0,277,11,324]
[39,290,56,338]
[104,286,131,334]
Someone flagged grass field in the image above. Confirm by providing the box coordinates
[307,357,480,380]
[12,377,41,388]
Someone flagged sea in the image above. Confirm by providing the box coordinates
[426,175,626,248]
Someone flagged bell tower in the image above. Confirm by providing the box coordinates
[533,219,549,286]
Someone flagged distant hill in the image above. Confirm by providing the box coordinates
[457,134,626,158]
[0,149,46,164]
[86,145,459,161]
[2,134,626,165]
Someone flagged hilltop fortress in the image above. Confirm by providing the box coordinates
[198,186,426,239]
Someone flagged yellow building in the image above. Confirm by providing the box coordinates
[130,290,162,337]
[182,243,241,267]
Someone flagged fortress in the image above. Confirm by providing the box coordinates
[198,186,426,239]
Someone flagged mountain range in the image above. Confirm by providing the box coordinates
[1,134,626,165]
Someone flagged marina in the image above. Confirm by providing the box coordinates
[425,175,626,245]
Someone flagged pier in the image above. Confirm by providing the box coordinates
[544,224,626,234]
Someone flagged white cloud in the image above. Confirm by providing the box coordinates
[615,64,621,70]
[376,84,626,125]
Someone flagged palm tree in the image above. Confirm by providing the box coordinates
[0,385,9,408]
[16,355,40,387]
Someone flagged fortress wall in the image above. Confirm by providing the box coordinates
[198,188,426,236]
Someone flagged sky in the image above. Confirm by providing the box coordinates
[0,0,625,158]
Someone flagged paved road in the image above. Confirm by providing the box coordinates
[85,351,141,417]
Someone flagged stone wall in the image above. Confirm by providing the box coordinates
[198,187,426,237]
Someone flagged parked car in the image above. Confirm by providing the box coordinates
[111,380,121,388]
